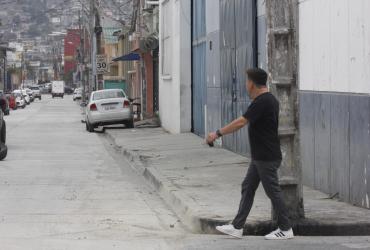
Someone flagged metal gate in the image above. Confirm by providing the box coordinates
[220,0,257,155]
[192,0,207,136]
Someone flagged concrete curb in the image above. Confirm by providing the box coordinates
[105,131,370,236]
[105,131,204,232]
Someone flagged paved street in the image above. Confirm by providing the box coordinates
[2,95,186,249]
[1,95,370,250]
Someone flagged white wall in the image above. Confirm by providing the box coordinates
[299,0,370,94]
[159,0,192,133]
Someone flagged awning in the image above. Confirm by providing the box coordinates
[112,53,140,62]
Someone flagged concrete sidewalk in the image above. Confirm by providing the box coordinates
[104,127,370,236]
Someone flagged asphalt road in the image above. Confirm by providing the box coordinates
[1,95,370,250]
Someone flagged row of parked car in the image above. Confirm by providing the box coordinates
[0,86,43,161]
[0,86,42,115]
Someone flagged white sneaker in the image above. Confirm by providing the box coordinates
[264,228,294,240]
[215,224,243,239]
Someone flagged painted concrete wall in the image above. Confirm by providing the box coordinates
[159,0,192,133]
[299,0,370,94]
[299,0,370,208]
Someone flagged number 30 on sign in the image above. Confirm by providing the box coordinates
[96,55,109,74]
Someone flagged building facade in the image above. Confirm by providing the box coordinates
[111,0,160,120]
[299,0,370,209]
[159,0,265,151]
[159,0,303,217]
[64,29,81,85]
[115,30,135,97]
[159,0,370,209]
[131,0,159,118]
[101,20,126,91]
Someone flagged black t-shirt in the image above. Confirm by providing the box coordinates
[243,92,282,161]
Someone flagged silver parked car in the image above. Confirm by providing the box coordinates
[73,88,82,101]
[30,86,42,100]
[85,89,134,132]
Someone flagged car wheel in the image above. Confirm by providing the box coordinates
[87,121,95,133]
[1,120,5,143]
[0,120,7,160]
[125,119,134,128]
[0,121,7,161]
[0,143,7,161]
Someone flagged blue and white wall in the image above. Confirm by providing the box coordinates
[299,0,370,208]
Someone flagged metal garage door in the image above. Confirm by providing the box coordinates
[192,0,207,136]
[220,0,257,155]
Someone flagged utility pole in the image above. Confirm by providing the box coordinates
[0,49,5,91]
[21,51,25,89]
[94,3,103,90]
[90,0,95,92]
[266,0,304,221]
[21,52,23,89]
[90,0,103,91]
[79,10,86,103]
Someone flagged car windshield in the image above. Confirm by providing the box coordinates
[93,90,125,101]
[30,87,39,90]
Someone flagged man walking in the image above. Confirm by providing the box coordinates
[206,68,294,240]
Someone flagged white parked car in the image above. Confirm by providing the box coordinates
[73,88,82,101]
[14,90,30,105]
[25,88,34,102]
[85,89,134,132]
[13,92,26,109]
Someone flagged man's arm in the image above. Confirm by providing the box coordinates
[220,116,248,135]
[206,116,248,144]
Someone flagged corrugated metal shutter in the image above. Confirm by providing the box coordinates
[220,0,257,155]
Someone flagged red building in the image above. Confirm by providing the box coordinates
[64,29,81,80]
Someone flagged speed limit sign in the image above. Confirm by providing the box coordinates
[96,54,109,74]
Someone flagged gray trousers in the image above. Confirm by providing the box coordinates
[232,160,291,231]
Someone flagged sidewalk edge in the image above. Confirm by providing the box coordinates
[105,131,370,236]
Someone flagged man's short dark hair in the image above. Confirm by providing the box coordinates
[246,68,268,86]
